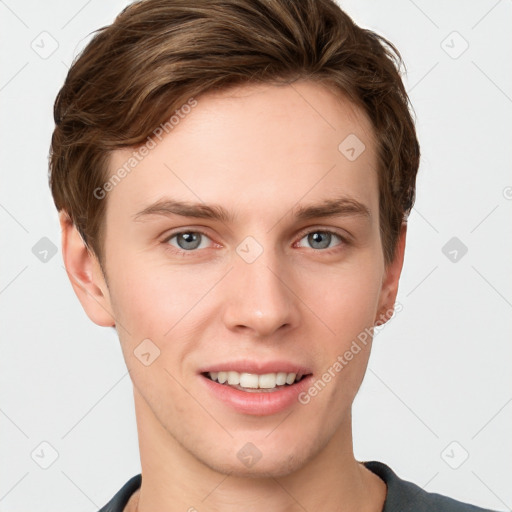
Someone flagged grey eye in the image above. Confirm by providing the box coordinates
[308,232,332,249]
[297,231,342,250]
[169,232,209,251]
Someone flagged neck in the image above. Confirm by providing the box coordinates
[129,387,386,512]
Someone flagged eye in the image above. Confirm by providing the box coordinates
[296,230,344,251]
[165,231,213,251]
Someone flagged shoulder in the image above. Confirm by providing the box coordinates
[98,474,141,512]
[99,464,502,512]
[362,460,501,512]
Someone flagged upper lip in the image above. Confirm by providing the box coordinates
[199,360,312,375]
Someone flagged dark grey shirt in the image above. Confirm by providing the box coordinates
[98,460,500,511]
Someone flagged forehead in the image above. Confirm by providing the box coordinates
[104,80,378,225]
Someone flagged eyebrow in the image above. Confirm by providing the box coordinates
[132,196,371,223]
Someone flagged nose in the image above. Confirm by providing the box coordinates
[221,248,300,338]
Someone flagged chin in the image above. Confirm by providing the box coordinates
[193,435,318,479]
[207,453,309,479]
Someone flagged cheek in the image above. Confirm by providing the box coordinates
[304,259,383,338]
[107,254,211,331]
[110,277,162,333]
[301,256,383,402]
[106,258,227,375]
[294,266,382,436]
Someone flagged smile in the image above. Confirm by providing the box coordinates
[204,371,307,391]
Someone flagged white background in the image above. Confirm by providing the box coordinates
[0,1,511,511]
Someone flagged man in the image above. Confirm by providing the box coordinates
[48,0,500,510]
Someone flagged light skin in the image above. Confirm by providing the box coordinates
[60,80,406,511]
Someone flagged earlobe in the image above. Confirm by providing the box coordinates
[375,223,407,326]
[59,211,116,327]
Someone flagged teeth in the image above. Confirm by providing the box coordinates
[259,373,277,389]
[207,371,302,389]
[227,371,239,385]
[240,373,259,388]
[275,372,287,385]
[285,372,296,385]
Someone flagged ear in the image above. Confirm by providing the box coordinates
[59,210,115,327]
[374,223,407,326]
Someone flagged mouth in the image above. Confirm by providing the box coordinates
[199,364,314,415]
[202,370,310,393]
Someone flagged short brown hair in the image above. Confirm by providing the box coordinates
[49,0,419,267]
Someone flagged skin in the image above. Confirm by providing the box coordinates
[60,80,406,511]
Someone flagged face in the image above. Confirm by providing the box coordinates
[66,80,404,478]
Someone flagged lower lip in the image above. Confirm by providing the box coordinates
[200,374,314,416]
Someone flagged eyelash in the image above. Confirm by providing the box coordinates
[162,227,348,256]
